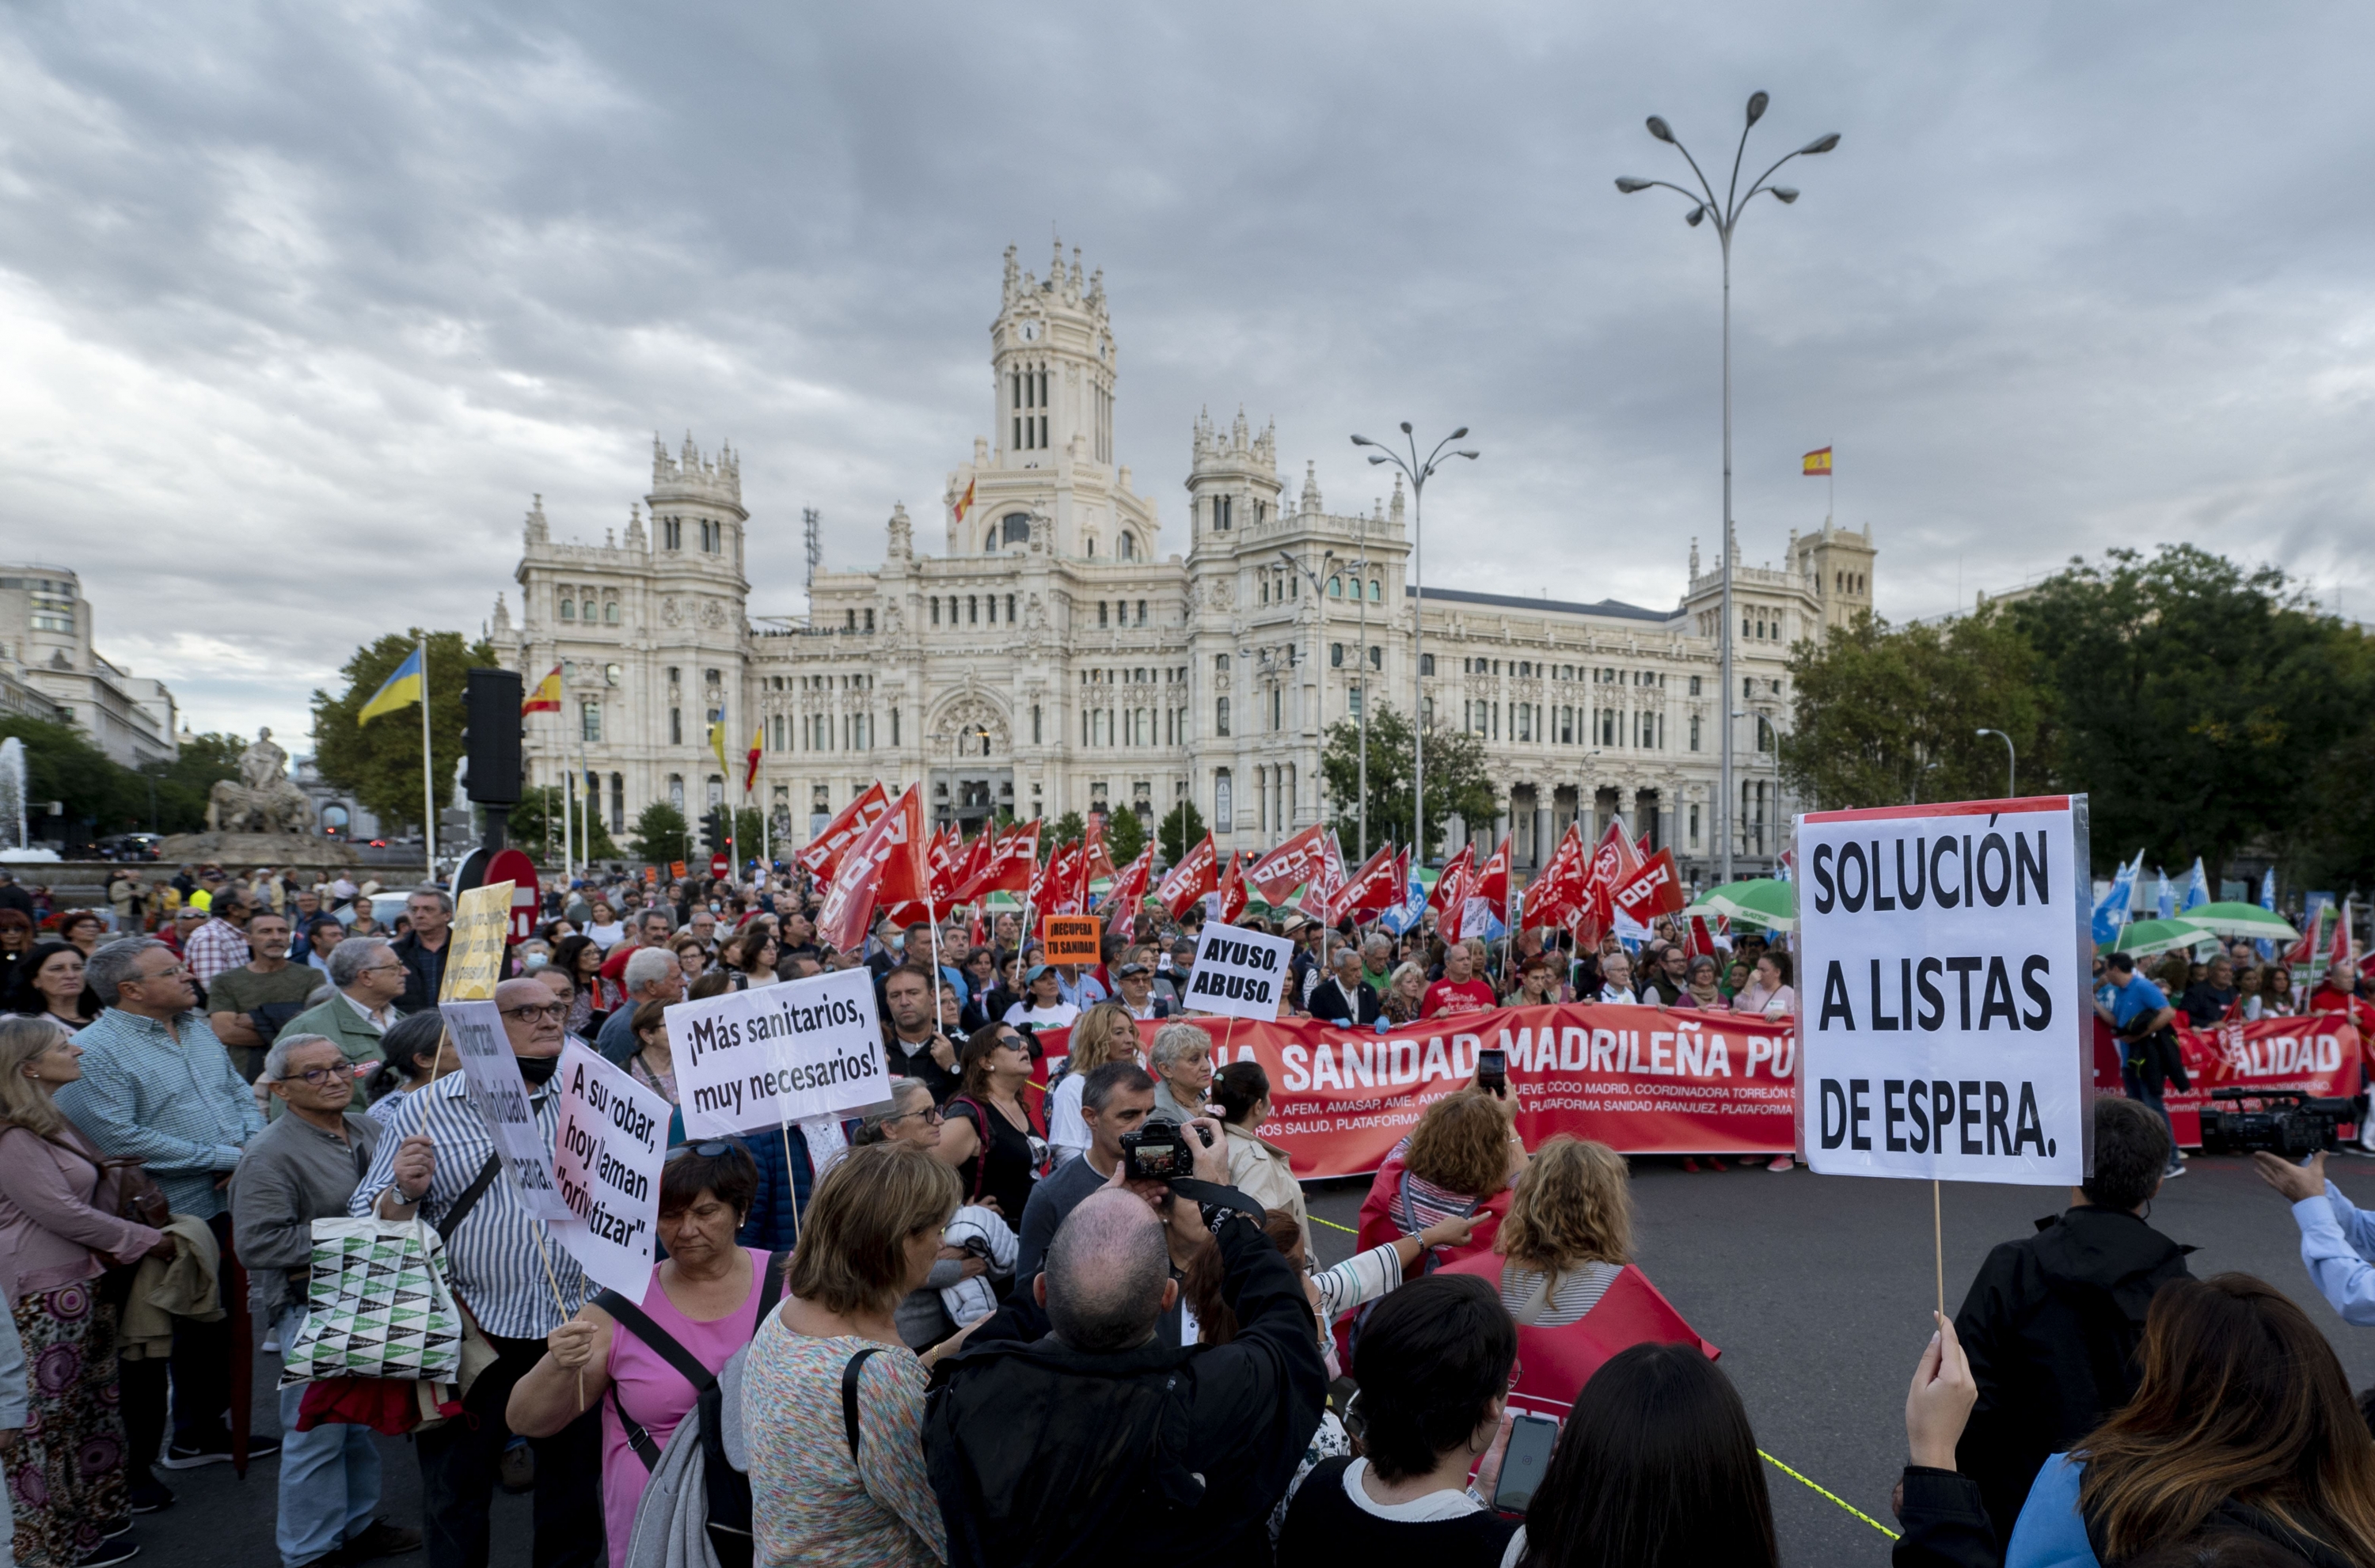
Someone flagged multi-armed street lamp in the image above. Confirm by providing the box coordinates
[1349,425,1477,868]
[1616,91,1837,885]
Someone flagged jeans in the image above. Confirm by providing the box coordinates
[276,1308,382,1567]
[2122,1061,2175,1152]
[414,1332,601,1568]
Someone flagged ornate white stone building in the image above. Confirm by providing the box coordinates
[495,244,1877,881]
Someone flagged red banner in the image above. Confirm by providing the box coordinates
[1046,1003,1799,1174]
[2092,1012,2364,1145]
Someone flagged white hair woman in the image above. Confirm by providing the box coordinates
[1146,1020,1215,1125]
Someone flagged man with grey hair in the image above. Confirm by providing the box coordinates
[594,943,685,1065]
[233,1033,419,1568]
[390,885,454,1015]
[1361,931,1395,997]
[59,937,271,1483]
[278,936,408,1103]
[1308,944,1382,1027]
[925,1132,1326,1562]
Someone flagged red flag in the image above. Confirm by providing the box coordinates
[2332,900,2354,975]
[1248,825,1331,904]
[1217,852,1252,926]
[1296,832,1350,923]
[1104,845,1156,941]
[980,822,1040,898]
[743,727,763,794]
[873,788,931,909]
[1471,837,1511,921]
[1427,845,1476,921]
[2285,908,2323,970]
[1686,914,1722,959]
[797,781,891,879]
[928,825,963,903]
[1084,814,1119,886]
[1339,844,1402,921]
[1039,841,1086,917]
[1156,832,1218,918]
[1612,847,1689,925]
[1575,818,1644,944]
[815,787,922,952]
[947,827,994,903]
[1526,823,1590,932]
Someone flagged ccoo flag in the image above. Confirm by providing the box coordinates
[357,647,425,724]
[1802,446,1832,476]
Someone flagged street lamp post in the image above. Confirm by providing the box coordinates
[1975,728,2016,798]
[1347,549,1373,861]
[1278,549,1338,841]
[1617,92,1838,887]
[1349,425,1478,867]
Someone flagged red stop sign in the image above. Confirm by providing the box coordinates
[709,853,730,879]
[486,848,541,945]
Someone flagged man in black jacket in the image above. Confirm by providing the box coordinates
[1307,947,1382,1027]
[926,1137,1328,1566]
[1952,1094,2191,1547]
[390,887,454,1015]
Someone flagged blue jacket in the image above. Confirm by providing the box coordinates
[734,1124,815,1253]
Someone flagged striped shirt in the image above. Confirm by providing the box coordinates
[1312,1241,1407,1326]
[347,1070,586,1338]
[55,1007,264,1218]
[1497,1260,1621,1328]
[185,917,253,988]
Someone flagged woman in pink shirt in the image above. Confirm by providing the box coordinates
[0,1016,169,1568]
[507,1140,783,1568]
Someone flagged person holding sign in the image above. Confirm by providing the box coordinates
[348,978,598,1568]
[505,1140,784,1568]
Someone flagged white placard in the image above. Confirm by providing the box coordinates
[1184,921,1295,1022]
[549,1041,669,1304]
[671,967,891,1138]
[439,1000,572,1221]
[1796,795,2093,1186]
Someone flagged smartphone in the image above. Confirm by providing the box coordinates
[1477,1048,1507,1093]
[1492,1412,1560,1514]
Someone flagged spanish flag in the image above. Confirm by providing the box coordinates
[357,647,425,724]
[521,663,562,715]
[953,476,977,524]
[744,726,763,792]
[1802,446,1833,476]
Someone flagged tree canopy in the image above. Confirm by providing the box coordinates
[311,631,492,836]
[1319,703,1497,862]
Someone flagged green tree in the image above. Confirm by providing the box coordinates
[1045,811,1085,856]
[732,807,768,860]
[1156,799,1206,866]
[144,731,245,833]
[627,801,690,866]
[0,715,141,837]
[2008,545,2366,877]
[1318,703,1496,862]
[1778,607,2057,816]
[508,785,619,863]
[1103,804,1147,867]
[311,631,493,837]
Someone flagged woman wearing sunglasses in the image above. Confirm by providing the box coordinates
[855,1077,1007,1350]
[507,1138,783,1568]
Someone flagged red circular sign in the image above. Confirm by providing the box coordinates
[709,853,730,879]
[486,848,541,945]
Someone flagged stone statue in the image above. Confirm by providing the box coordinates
[207,727,314,835]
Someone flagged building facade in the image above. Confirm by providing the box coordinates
[0,564,179,767]
[497,245,1876,882]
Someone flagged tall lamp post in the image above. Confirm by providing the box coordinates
[1278,549,1336,841]
[1975,728,2016,797]
[1617,91,1838,887]
[1349,425,1478,867]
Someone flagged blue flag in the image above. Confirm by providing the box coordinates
[2092,852,2141,945]
[1380,875,1427,936]
[2154,868,2175,921]
[2258,868,2278,961]
[2180,859,2210,913]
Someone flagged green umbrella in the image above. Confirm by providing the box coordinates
[2173,902,2300,941]
[2098,918,2210,959]
[1689,878,1796,932]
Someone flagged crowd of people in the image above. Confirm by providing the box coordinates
[7,852,2375,1568]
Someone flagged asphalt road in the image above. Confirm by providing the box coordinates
[127,1149,2375,1568]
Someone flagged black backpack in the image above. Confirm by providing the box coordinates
[594,1250,791,1568]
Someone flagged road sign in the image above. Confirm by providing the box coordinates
[486,848,540,945]
[710,853,729,878]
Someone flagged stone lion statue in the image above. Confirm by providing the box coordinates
[206,727,315,836]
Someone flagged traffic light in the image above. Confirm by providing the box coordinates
[462,668,523,805]
[701,808,728,856]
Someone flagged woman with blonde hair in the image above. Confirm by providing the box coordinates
[1045,1000,1139,1167]
[1381,961,1428,1026]
[745,1141,963,1564]
[1354,1080,1526,1269]
[1488,1136,1636,1327]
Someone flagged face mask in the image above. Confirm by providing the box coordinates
[516,1054,560,1086]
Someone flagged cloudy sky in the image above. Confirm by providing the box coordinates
[6,2,2373,746]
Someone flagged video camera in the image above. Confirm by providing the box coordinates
[1118,1118,1214,1182]
[2197,1088,2354,1158]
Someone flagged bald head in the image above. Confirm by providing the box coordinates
[1041,1190,1172,1352]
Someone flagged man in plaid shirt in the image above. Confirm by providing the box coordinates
[184,886,254,989]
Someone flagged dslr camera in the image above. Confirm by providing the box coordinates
[2197,1088,2353,1158]
[1119,1118,1213,1182]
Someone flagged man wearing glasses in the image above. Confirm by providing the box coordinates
[349,977,598,1568]
[232,1033,420,1568]
[279,936,412,1107]
[56,938,272,1490]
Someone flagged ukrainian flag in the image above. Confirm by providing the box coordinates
[358,647,425,724]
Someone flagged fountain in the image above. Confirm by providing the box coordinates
[0,737,59,863]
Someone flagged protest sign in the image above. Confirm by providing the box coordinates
[1185,921,1294,1021]
[438,999,572,1221]
[1041,915,1101,964]
[549,1041,669,1304]
[1796,795,2092,1186]
[671,966,892,1138]
[439,882,514,1000]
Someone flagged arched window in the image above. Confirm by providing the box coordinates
[1119,532,1137,560]
[1370,579,1382,602]
[558,596,576,621]
[1001,512,1032,546]
[1085,535,1097,556]
[603,599,619,625]
[986,528,999,552]
[1328,576,1343,598]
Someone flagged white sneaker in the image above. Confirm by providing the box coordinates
[2162,1159,2187,1179]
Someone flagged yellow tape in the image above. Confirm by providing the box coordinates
[1758,1450,1899,1540]
[1312,1215,1358,1235]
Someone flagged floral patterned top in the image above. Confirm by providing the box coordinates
[743,1310,946,1567]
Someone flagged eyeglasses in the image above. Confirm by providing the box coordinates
[131,962,190,982]
[883,1106,944,1126]
[665,1141,739,1163]
[284,1065,348,1086]
[360,962,405,977]
[499,1002,568,1023]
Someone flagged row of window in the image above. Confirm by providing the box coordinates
[933,594,1014,627]
[658,517,726,553]
[1082,708,1190,747]
[1204,495,1272,531]
[557,589,620,625]
[1097,599,1149,628]
[1329,644,1384,669]
[1328,577,1384,603]
[1081,667,1187,685]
